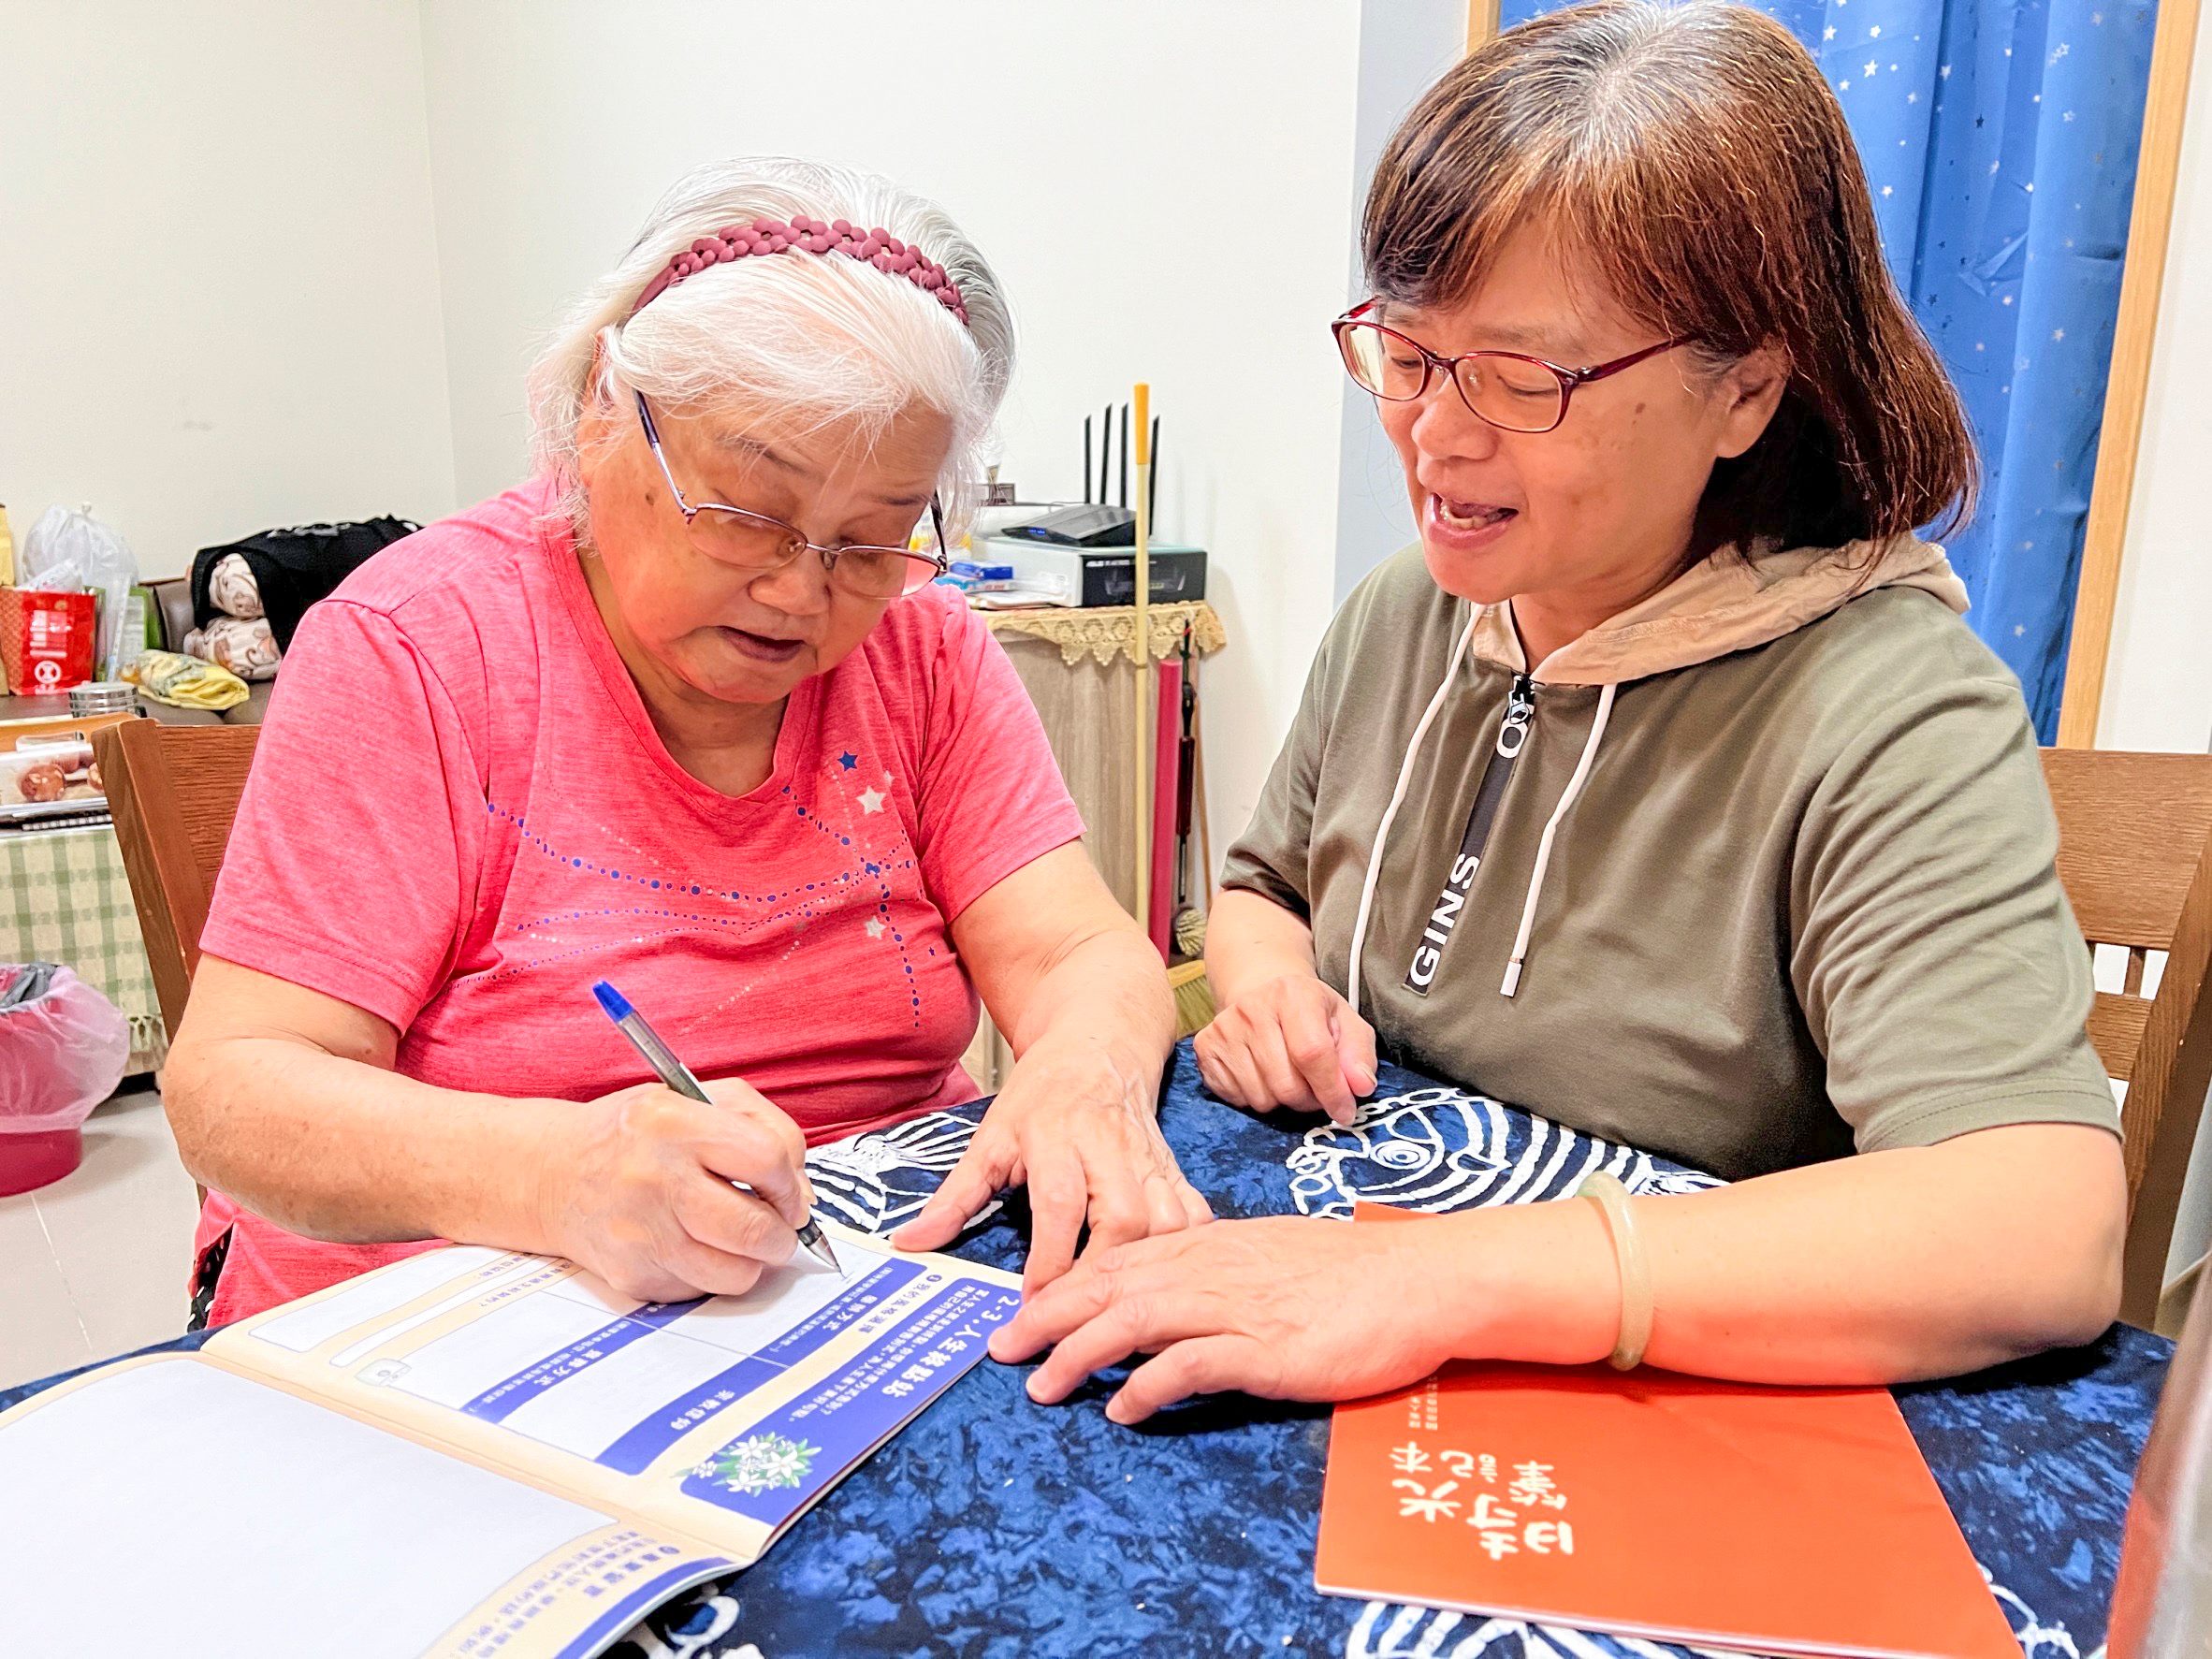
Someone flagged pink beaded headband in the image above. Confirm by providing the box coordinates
[630,216,969,327]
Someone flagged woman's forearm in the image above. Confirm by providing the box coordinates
[1435,1124,2126,1383]
[165,1026,565,1251]
[1204,888,1324,1005]
[1004,923,1174,1094]
[957,845,1176,1100]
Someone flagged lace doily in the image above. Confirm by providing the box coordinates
[978,600,1225,668]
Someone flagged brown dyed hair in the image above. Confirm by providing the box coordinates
[1363,0,1978,553]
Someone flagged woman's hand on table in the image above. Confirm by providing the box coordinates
[1195,973,1378,1125]
[986,1215,1476,1423]
[535,1076,813,1303]
[913,843,1195,1295]
[892,1034,1213,1294]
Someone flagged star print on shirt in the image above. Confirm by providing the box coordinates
[838,752,859,771]
[858,787,886,815]
[865,917,886,939]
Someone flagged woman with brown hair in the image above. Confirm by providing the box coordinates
[991,0,2127,1422]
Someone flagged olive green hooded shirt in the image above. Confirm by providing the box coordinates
[1221,539,2118,1181]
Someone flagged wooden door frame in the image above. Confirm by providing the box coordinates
[1464,0,2205,751]
[2059,0,2203,748]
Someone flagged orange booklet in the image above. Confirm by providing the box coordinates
[1314,1206,2019,1658]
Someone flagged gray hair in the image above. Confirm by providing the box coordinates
[529,156,1014,543]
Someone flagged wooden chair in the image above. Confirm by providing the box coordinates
[95,720,259,1041]
[2043,749,2212,1332]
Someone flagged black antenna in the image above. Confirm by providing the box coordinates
[1119,402,1130,508]
[1099,401,1113,505]
[1083,415,1093,503]
[1147,415,1161,527]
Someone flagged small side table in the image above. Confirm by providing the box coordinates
[979,600,1225,922]
[960,601,1226,1090]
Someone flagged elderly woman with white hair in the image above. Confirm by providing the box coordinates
[164,158,1204,1325]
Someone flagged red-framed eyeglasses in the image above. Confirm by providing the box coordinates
[1333,300,1697,434]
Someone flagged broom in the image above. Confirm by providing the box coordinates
[1169,721,1216,1039]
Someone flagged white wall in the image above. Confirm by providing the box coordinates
[415,0,1362,851]
[2102,13,2212,760]
[0,1,458,583]
[2099,9,2212,1287]
[1334,0,1468,603]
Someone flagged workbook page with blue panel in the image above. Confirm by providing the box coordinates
[0,1224,1016,1659]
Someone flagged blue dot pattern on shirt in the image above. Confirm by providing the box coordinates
[481,749,930,1030]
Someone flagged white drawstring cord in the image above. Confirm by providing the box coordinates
[1345,608,1477,1021]
[1500,679,1615,997]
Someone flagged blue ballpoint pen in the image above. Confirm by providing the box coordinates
[591,979,841,1273]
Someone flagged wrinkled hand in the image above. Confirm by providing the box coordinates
[1195,973,1377,1123]
[987,1215,1460,1423]
[538,1077,811,1302]
[893,1041,1213,1292]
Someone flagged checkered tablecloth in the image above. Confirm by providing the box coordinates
[0,823,166,1074]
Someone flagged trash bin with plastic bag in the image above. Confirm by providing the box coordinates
[0,963,130,1195]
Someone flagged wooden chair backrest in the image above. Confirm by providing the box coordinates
[2042,748,2212,1329]
[95,720,259,1040]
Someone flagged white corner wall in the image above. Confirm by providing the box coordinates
[2100,11,2212,1287]
[415,0,1363,851]
[2102,12,2212,760]
[0,1,458,581]
[1334,0,1469,604]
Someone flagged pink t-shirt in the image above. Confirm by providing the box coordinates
[195,478,1082,1322]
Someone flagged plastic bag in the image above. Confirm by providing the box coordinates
[0,964,129,1128]
[21,503,141,680]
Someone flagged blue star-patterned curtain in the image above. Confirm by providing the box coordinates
[1499,0,2159,737]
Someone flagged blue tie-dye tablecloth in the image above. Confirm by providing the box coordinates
[4,1043,2167,1658]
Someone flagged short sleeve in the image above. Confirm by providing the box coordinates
[911,604,1084,920]
[1790,675,2119,1153]
[1219,625,1339,918]
[199,601,486,1033]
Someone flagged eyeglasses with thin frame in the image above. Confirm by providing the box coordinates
[1333,300,1697,434]
[635,392,950,600]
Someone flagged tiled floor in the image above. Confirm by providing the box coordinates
[0,1083,199,1390]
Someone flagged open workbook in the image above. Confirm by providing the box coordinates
[0,1225,1020,1659]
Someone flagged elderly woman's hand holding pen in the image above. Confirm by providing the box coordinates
[534,1068,818,1304]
